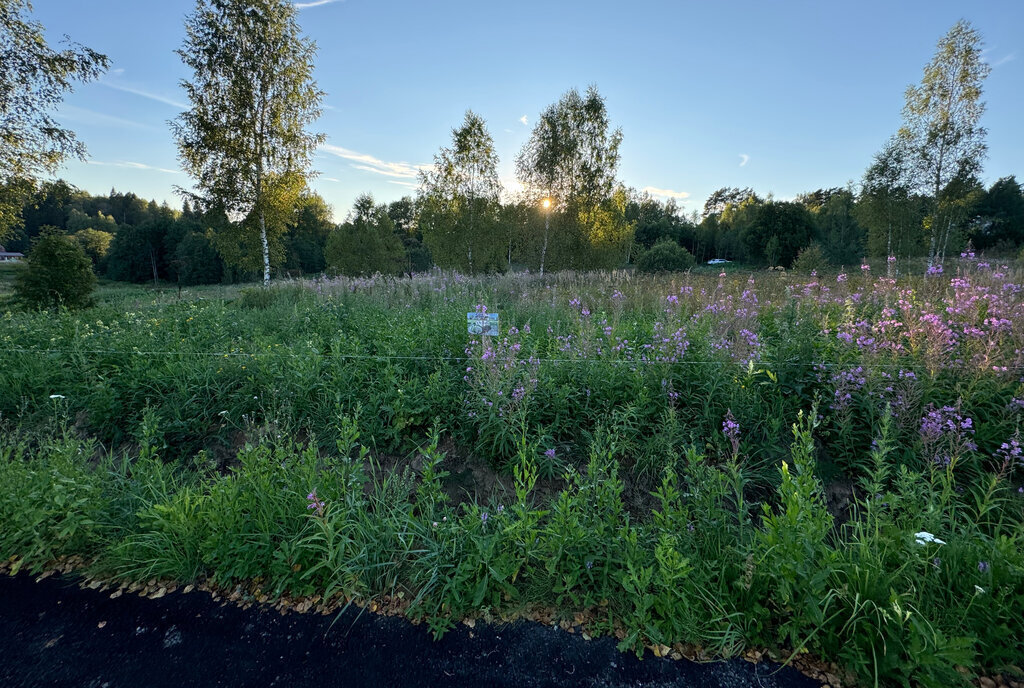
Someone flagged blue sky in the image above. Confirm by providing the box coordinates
[33,0,1024,220]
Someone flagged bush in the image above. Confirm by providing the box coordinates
[635,239,695,274]
[791,243,828,273]
[14,227,96,309]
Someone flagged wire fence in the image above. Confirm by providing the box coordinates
[5,346,1021,371]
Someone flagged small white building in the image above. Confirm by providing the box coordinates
[0,245,24,262]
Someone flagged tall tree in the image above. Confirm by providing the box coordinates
[897,20,991,264]
[858,137,930,260]
[969,176,1024,250]
[419,111,502,273]
[516,86,625,273]
[172,0,324,285]
[325,194,405,277]
[0,0,108,242]
[284,191,333,274]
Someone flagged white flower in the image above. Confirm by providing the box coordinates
[975,585,985,595]
[49,394,65,400]
[914,531,946,546]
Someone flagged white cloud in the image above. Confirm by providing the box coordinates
[97,80,187,109]
[86,160,181,174]
[295,0,343,8]
[739,154,749,167]
[387,180,419,189]
[321,144,430,179]
[643,186,690,200]
[519,115,528,126]
[59,105,157,131]
[994,53,1016,67]
[322,177,342,183]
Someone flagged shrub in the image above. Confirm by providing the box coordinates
[791,242,828,273]
[14,227,96,309]
[635,239,695,274]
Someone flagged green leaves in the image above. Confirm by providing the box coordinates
[0,0,109,190]
[173,0,325,281]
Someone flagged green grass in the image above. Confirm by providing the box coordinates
[1,264,1023,686]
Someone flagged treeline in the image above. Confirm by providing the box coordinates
[2,179,435,284]
[5,171,1024,286]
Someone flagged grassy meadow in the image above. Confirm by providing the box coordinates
[2,258,1023,686]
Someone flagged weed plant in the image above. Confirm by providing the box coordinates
[2,258,1024,685]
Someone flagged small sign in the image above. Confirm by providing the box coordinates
[467,312,499,337]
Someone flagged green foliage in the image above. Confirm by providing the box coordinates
[72,227,113,266]
[515,86,626,273]
[0,432,107,573]
[173,230,223,285]
[635,239,695,274]
[14,227,96,309]
[284,192,333,274]
[419,111,504,274]
[0,0,109,235]
[325,194,405,276]
[173,0,325,284]
[791,243,828,273]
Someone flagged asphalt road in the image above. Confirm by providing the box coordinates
[0,572,821,688]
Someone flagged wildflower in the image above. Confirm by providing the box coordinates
[914,531,946,546]
[306,489,325,516]
[49,394,65,399]
[481,512,489,524]
[722,410,740,456]
[927,264,943,275]
[432,521,438,528]
[861,263,870,272]
[932,557,941,568]
[544,448,556,460]
[687,522,695,533]
[585,560,593,570]
[978,561,990,573]
[975,585,986,594]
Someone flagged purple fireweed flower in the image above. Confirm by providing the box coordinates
[307,489,325,516]
[544,448,556,460]
[920,404,977,466]
[995,433,1024,469]
[927,264,943,275]
[722,410,741,456]
[978,561,990,573]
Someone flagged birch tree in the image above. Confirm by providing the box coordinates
[172,0,324,285]
[897,20,990,265]
[418,111,502,273]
